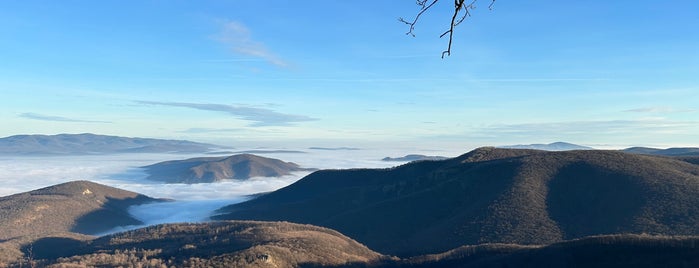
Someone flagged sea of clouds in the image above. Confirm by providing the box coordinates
[0,147,456,234]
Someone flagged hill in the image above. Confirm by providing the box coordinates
[0,180,162,241]
[0,133,222,155]
[143,154,315,183]
[498,141,593,151]
[214,147,699,256]
[14,225,699,267]
[382,154,449,162]
[24,221,385,268]
[623,146,699,156]
[391,234,699,268]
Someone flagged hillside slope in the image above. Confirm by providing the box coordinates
[143,154,314,183]
[0,180,161,241]
[392,234,699,268]
[215,147,699,256]
[499,142,593,151]
[29,221,385,268]
[623,146,699,156]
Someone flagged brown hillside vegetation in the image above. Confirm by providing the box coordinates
[28,221,385,268]
[143,154,315,183]
[386,234,699,268]
[0,180,161,241]
[215,147,699,256]
[12,225,699,268]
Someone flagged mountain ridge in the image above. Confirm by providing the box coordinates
[498,142,593,151]
[214,147,699,256]
[0,133,224,155]
[623,146,699,156]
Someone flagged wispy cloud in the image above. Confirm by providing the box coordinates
[213,20,288,68]
[177,128,244,134]
[623,107,697,113]
[137,101,316,127]
[19,113,111,123]
[483,119,698,135]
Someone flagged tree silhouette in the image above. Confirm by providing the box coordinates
[400,0,495,58]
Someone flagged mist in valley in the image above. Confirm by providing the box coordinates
[0,147,451,233]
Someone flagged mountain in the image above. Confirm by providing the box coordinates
[382,154,449,162]
[23,221,385,267]
[143,154,315,184]
[0,180,162,241]
[623,146,699,156]
[0,133,223,155]
[498,142,593,151]
[214,147,699,256]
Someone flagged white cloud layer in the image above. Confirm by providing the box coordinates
[0,149,425,235]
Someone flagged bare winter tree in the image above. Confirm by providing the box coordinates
[400,0,496,58]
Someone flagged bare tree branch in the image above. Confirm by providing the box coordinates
[400,0,496,58]
[398,0,440,37]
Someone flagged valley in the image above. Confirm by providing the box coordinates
[2,141,699,266]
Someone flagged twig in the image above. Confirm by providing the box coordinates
[400,0,496,58]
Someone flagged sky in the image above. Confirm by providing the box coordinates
[1,0,698,150]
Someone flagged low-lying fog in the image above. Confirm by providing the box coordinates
[0,147,458,235]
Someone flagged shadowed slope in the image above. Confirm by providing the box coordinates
[623,146,699,156]
[215,148,699,256]
[0,180,161,240]
[391,234,699,268]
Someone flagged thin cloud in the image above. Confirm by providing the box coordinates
[19,113,111,123]
[482,119,699,136]
[137,101,316,127]
[213,20,289,68]
[178,128,245,134]
[623,107,697,113]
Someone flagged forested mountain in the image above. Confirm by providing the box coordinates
[215,147,699,256]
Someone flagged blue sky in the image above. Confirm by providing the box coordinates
[1,0,698,150]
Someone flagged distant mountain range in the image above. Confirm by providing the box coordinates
[215,147,699,256]
[0,133,223,155]
[382,154,449,162]
[498,142,593,151]
[142,154,315,184]
[0,181,162,241]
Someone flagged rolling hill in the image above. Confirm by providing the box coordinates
[2,176,698,267]
[143,154,315,183]
[0,180,162,241]
[623,146,699,156]
[24,221,386,267]
[0,133,223,155]
[214,147,699,256]
[391,234,699,268]
[15,224,699,267]
[382,154,449,162]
